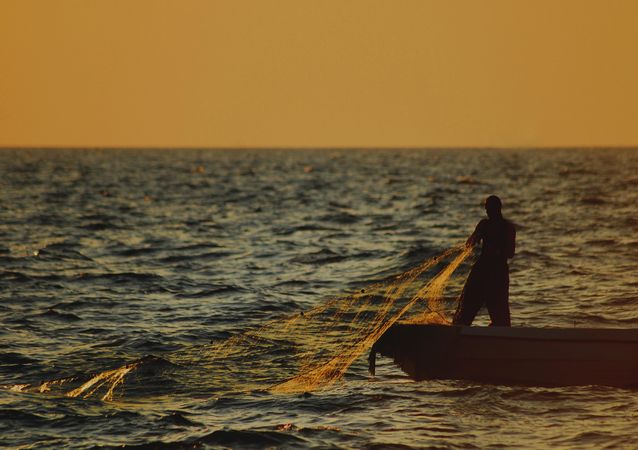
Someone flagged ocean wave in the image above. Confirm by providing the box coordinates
[0,271,31,282]
[31,308,82,322]
[400,243,438,264]
[115,247,161,257]
[290,249,346,265]
[0,409,51,424]
[107,428,308,450]
[3,148,638,449]
[174,284,244,298]
[0,352,37,365]
[581,195,607,205]
[157,411,203,427]
[36,242,93,260]
[80,221,123,231]
[74,272,164,283]
[319,211,361,224]
[159,251,233,264]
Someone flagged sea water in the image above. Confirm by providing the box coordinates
[1,148,637,448]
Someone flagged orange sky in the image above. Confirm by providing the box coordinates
[1,0,637,148]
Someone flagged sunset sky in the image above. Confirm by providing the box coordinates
[1,0,637,148]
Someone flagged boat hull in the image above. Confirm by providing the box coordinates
[370,324,638,387]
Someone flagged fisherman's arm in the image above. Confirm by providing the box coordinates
[466,220,485,247]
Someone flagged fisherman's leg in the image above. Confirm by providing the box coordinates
[486,269,510,326]
[452,271,484,326]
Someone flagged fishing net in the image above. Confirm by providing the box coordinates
[7,244,473,400]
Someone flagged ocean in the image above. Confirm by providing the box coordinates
[1,148,637,449]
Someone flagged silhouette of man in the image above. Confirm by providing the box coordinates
[452,195,516,326]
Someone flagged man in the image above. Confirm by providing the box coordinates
[452,195,516,326]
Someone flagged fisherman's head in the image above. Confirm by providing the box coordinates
[484,195,502,219]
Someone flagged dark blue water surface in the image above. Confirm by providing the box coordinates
[1,148,638,448]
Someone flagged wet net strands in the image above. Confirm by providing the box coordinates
[5,245,473,401]
[270,245,472,393]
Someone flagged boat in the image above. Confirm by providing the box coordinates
[369,323,638,387]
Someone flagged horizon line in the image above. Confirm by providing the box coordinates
[1,145,638,151]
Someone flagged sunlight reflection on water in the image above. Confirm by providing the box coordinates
[1,148,637,448]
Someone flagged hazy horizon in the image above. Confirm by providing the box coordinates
[2,145,638,151]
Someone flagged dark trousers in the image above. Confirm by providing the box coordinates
[452,260,511,326]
